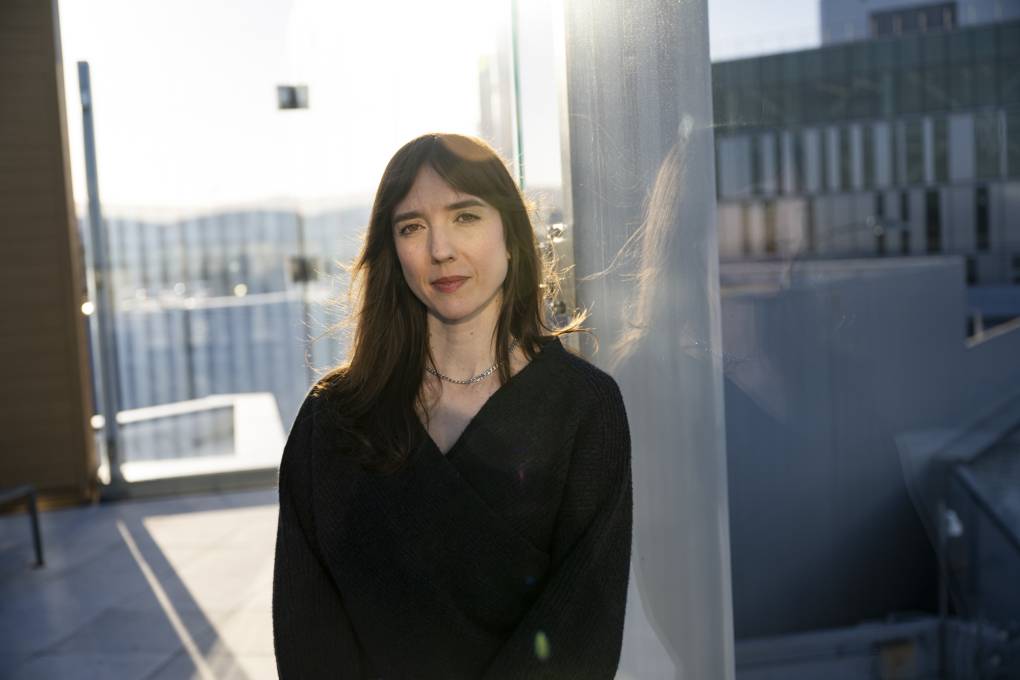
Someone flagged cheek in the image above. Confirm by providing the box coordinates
[394,244,422,283]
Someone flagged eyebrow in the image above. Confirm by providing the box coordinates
[393,199,486,225]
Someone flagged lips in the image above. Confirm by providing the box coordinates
[431,276,468,293]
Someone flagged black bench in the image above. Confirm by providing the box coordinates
[0,485,44,567]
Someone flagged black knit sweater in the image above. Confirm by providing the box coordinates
[272,336,633,679]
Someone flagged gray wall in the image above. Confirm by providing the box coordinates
[720,257,1020,638]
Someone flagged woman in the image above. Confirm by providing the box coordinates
[272,133,633,679]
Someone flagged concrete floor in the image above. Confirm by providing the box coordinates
[0,489,280,680]
[0,488,675,680]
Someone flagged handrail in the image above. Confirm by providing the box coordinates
[950,464,1020,556]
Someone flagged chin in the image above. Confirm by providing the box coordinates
[429,302,484,325]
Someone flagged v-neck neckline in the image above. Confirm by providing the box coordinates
[416,336,561,459]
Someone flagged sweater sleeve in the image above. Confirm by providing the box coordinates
[482,375,634,680]
[272,397,365,679]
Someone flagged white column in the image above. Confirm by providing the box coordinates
[560,1,735,678]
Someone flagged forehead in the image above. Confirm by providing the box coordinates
[393,165,479,215]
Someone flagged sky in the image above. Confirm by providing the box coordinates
[57,0,820,214]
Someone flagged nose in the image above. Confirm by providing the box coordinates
[429,223,455,263]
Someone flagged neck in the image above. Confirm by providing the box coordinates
[426,304,505,381]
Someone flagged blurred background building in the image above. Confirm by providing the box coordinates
[821,0,1020,45]
[713,15,1020,330]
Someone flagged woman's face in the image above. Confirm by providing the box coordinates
[392,165,510,327]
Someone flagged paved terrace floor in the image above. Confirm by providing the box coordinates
[0,489,673,680]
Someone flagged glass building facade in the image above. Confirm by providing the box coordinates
[713,19,1020,286]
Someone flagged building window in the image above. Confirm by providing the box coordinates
[966,256,977,285]
[949,36,973,111]
[1007,109,1020,179]
[767,132,779,195]
[891,122,901,185]
[933,117,948,183]
[976,185,990,252]
[875,193,886,256]
[770,132,781,196]
[905,119,924,184]
[973,61,996,108]
[751,137,762,196]
[806,199,816,254]
[975,111,1001,179]
[870,3,956,39]
[793,131,805,193]
[925,189,941,253]
[820,128,829,192]
[862,124,874,189]
[741,203,752,256]
[898,68,924,115]
[900,190,910,224]
[764,201,777,255]
[840,126,852,191]
[1012,254,1020,284]
[714,139,721,200]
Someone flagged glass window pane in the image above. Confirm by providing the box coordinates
[862,124,875,188]
[898,69,924,114]
[782,52,802,82]
[973,25,997,61]
[973,62,997,107]
[1008,108,1020,178]
[840,126,852,191]
[905,119,924,184]
[933,116,948,182]
[850,43,871,72]
[1002,60,1020,105]
[878,71,896,117]
[949,64,974,109]
[873,40,896,70]
[783,82,803,125]
[60,0,513,480]
[924,66,950,111]
[999,23,1020,60]
[899,34,922,68]
[851,72,877,118]
[922,31,948,65]
[948,30,973,64]
[975,111,1002,178]
[825,45,848,78]
[826,76,850,119]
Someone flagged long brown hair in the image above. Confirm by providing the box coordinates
[312,133,587,473]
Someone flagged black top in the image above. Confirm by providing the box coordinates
[272,336,633,679]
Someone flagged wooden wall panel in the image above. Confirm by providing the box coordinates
[0,0,98,506]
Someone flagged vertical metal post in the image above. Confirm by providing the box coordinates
[937,499,949,676]
[78,61,128,497]
[560,1,735,677]
[295,211,314,390]
[27,488,44,567]
[509,0,525,189]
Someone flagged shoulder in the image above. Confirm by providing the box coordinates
[541,336,624,400]
[290,390,322,440]
[279,392,320,475]
[538,336,627,421]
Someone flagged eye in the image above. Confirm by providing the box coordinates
[455,212,480,224]
[397,223,423,236]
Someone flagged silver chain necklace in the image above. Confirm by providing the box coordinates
[425,338,520,385]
